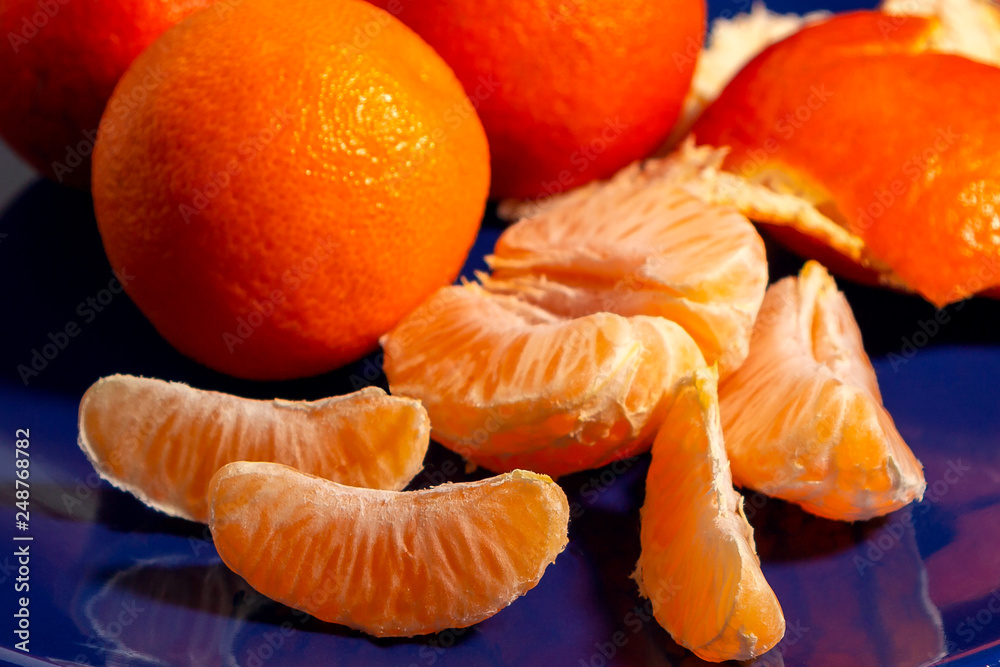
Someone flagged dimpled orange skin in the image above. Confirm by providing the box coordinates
[92,0,490,380]
[369,0,705,199]
[692,11,1000,307]
[0,0,213,188]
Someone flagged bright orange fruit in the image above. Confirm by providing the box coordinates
[78,375,429,522]
[718,262,926,521]
[633,367,784,662]
[0,0,214,187]
[691,10,1000,306]
[92,0,489,380]
[666,3,831,148]
[368,0,706,199]
[382,283,705,477]
[485,163,768,375]
[209,462,569,637]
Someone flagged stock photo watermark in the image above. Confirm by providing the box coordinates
[11,428,32,653]
[49,65,167,183]
[178,106,294,223]
[854,458,970,576]
[221,235,339,352]
[16,267,134,385]
[6,0,70,53]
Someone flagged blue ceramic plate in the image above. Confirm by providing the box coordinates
[2,1,1000,664]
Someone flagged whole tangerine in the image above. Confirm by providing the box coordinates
[92,0,490,380]
[370,0,706,200]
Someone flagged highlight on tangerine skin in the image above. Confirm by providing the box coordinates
[718,262,926,521]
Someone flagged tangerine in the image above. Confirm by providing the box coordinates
[370,0,705,199]
[92,0,489,379]
[0,0,214,187]
[691,10,1000,305]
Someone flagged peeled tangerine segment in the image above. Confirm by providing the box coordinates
[719,262,926,521]
[485,170,767,375]
[381,283,705,477]
[209,462,570,637]
[78,375,430,522]
[633,367,784,662]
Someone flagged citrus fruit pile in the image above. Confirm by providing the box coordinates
[78,171,929,662]
[379,161,926,658]
[12,0,991,659]
[76,242,927,658]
